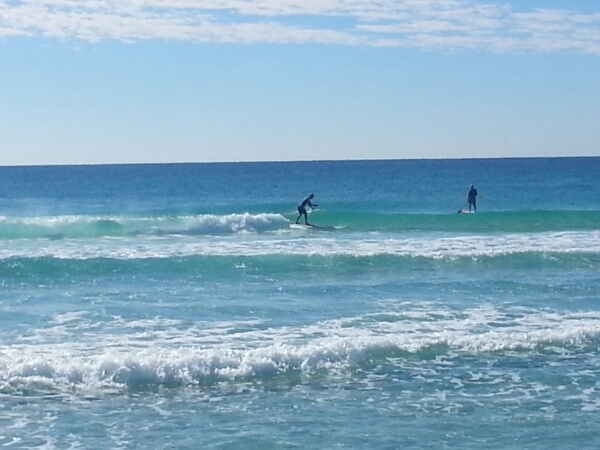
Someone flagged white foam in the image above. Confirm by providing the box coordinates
[1,306,599,390]
[0,230,599,260]
[0,213,291,240]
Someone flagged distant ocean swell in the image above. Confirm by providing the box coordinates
[1,308,599,391]
[1,210,599,240]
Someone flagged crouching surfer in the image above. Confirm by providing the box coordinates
[296,194,318,225]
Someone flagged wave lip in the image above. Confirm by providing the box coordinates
[179,213,290,235]
[0,213,291,240]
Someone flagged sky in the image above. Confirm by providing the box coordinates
[0,0,599,165]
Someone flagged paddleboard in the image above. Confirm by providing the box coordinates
[458,209,475,214]
[290,223,336,231]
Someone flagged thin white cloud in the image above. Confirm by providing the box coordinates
[1,0,600,53]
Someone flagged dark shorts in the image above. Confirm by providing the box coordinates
[298,206,307,215]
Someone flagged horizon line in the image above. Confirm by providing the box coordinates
[1,155,598,169]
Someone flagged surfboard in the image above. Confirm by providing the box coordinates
[290,223,336,231]
[458,209,475,214]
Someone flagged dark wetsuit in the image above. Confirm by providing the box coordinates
[468,187,478,212]
[296,196,317,224]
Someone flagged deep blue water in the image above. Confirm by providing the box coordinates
[0,157,599,449]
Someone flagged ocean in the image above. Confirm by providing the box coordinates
[0,157,599,449]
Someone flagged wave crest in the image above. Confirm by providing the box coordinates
[0,213,290,239]
[2,309,600,391]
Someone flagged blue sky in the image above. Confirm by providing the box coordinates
[1,0,599,165]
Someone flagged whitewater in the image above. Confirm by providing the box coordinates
[0,158,599,449]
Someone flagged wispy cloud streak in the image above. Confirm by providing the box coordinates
[1,0,599,53]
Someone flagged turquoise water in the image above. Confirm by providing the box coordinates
[0,158,599,449]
